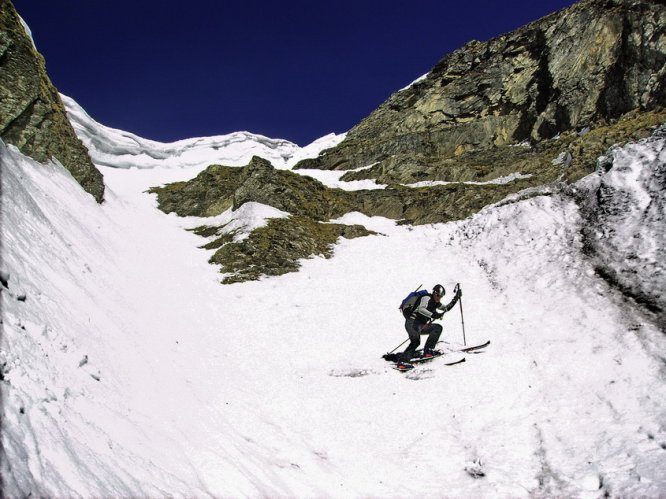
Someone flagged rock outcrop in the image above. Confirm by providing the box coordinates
[0,0,103,202]
[150,157,375,282]
[295,0,665,186]
[152,107,666,282]
[150,156,359,220]
[152,0,666,283]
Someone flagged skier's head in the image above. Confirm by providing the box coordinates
[432,284,445,300]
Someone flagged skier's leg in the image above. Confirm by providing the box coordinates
[423,323,443,351]
[399,319,421,362]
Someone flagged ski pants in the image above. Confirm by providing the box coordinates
[399,319,442,362]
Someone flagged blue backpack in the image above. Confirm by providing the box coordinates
[399,289,430,318]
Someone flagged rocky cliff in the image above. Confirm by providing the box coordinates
[295,0,665,185]
[153,0,666,283]
[0,0,103,202]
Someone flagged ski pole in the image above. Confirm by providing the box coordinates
[387,317,432,354]
[388,338,409,354]
[457,284,467,346]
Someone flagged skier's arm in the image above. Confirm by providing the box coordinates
[438,287,462,314]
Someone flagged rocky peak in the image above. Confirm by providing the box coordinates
[295,0,665,178]
[0,0,103,202]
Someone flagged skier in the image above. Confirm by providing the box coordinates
[396,284,462,369]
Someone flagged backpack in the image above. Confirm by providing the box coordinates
[399,289,430,318]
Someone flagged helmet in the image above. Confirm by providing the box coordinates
[433,284,445,296]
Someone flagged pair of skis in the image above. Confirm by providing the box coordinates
[391,340,490,372]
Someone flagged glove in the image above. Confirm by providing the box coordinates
[432,312,443,320]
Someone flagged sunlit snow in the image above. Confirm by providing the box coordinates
[2,109,666,497]
[404,172,533,188]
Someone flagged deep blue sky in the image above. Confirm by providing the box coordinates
[14,0,576,146]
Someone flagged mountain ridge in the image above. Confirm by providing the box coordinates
[294,0,665,179]
[149,0,665,284]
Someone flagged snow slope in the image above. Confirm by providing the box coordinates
[62,94,344,172]
[2,119,666,497]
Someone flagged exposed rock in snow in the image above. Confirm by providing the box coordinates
[2,127,665,496]
[0,270,9,288]
[0,6,104,201]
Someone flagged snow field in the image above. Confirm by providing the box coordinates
[2,124,666,497]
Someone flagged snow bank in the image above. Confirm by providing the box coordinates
[63,94,342,173]
[295,168,387,190]
[404,172,533,188]
[576,126,666,322]
[0,144,338,496]
[2,125,666,497]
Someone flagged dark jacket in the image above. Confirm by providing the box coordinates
[412,293,459,325]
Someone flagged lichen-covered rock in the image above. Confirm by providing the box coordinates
[0,0,104,202]
[209,216,375,284]
[152,108,666,283]
[339,109,666,188]
[149,163,243,217]
[295,0,666,181]
[150,158,377,282]
[232,157,357,221]
[150,156,358,221]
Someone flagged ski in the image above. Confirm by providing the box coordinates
[393,352,466,372]
[384,344,479,372]
[393,356,466,372]
[455,340,490,353]
[432,352,466,365]
[385,349,445,365]
[442,356,466,366]
[409,351,445,364]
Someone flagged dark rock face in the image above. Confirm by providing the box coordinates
[150,156,358,220]
[295,0,665,179]
[0,0,104,202]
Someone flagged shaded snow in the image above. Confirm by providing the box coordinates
[2,122,666,497]
[576,127,666,321]
[18,15,36,50]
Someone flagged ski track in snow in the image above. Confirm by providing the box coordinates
[2,120,666,497]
